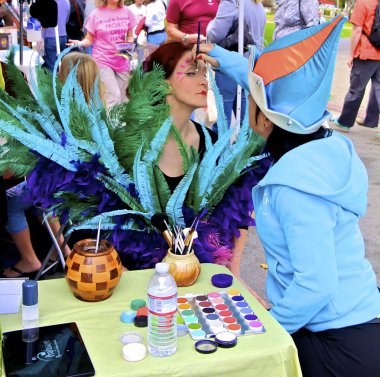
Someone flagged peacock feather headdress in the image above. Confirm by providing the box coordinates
[0,47,269,269]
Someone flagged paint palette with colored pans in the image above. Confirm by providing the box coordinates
[177,290,266,340]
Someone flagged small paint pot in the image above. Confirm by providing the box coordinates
[119,331,144,345]
[181,309,195,317]
[227,289,240,297]
[210,297,225,305]
[122,343,146,362]
[201,307,216,317]
[188,323,203,332]
[244,314,259,324]
[239,307,254,316]
[212,325,227,335]
[205,313,220,324]
[177,297,188,304]
[223,317,237,325]
[195,295,208,303]
[235,301,249,310]
[208,292,221,299]
[177,323,188,336]
[249,320,264,333]
[231,295,245,305]
[178,303,191,311]
[209,319,224,329]
[184,315,198,325]
[227,323,242,335]
[190,329,207,340]
[198,301,212,308]
[219,310,233,319]
[214,304,229,313]
[215,331,238,348]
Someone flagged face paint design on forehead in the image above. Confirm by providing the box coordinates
[175,56,194,81]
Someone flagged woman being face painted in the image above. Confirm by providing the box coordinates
[144,42,211,181]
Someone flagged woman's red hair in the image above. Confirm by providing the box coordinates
[144,42,193,79]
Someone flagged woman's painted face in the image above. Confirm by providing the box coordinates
[167,51,208,109]
[248,94,273,139]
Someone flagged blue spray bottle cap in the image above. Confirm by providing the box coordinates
[22,280,38,306]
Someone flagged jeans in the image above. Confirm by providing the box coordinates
[338,58,380,128]
[215,71,246,127]
[5,181,32,233]
[363,84,379,127]
[147,31,166,46]
[43,36,68,72]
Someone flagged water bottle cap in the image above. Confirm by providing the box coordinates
[120,310,136,323]
[22,280,38,306]
[133,315,148,328]
[155,262,169,274]
[131,299,146,311]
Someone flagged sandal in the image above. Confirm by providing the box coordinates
[2,265,39,279]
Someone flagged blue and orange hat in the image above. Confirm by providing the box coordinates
[248,15,347,134]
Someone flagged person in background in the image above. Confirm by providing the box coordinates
[273,0,319,40]
[196,14,380,377]
[356,84,379,128]
[84,0,96,24]
[58,51,106,105]
[332,0,380,132]
[165,0,219,44]
[2,180,71,278]
[66,0,85,41]
[42,0,71,71]
[128,0,146,40]
[67,0,136,109]
[144,0,167,46]
[207,0,266,127]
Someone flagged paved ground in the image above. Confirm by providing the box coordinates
[241,38,380,302]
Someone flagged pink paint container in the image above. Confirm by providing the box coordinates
[249,320,264,333]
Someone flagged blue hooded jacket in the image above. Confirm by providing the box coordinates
[253,133,380,333]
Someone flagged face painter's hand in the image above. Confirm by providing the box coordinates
[192,43,220,68]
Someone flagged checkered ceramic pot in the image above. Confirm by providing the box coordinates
[163,249,201,287]
[65,239,122,302]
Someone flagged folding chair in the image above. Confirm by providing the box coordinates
[35,211,71,280]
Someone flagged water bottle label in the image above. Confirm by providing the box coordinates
[148,293,177,316]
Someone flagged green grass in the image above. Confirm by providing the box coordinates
[263,14,352,46]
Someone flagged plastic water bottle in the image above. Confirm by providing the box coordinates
[147,262,177,357]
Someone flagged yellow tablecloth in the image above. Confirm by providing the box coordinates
[0,264,302,377]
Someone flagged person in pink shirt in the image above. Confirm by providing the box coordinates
[166,0,220,44]
[67,0,136,109]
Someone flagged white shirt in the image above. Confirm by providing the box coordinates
[128,3,147,24]
[145,0,166,34]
